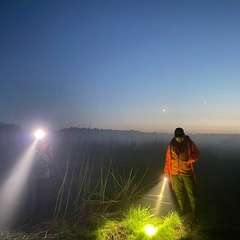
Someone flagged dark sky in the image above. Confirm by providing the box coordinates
[1,0,240,133]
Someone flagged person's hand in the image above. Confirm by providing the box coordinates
[164,173,169,180]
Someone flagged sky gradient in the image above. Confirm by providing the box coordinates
[1,0,240,134]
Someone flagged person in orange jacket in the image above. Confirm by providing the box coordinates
[164,127,200,221]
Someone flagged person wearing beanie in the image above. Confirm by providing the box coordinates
[164,127,200,222]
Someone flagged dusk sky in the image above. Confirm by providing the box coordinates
[1,0,240,134]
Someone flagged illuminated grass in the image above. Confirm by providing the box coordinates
[95,207,185,240]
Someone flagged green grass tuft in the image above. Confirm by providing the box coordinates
[94,206,185,240]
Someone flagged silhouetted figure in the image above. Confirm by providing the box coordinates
[28,142,53,222]
[164,127,200,222]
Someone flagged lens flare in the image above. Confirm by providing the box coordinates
[145,224,158,236]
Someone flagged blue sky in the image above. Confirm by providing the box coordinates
[1,0,240,134]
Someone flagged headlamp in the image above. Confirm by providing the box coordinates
[34,129,45,139]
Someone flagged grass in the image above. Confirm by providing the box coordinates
[0,210,214,239]
[1,126,240,239]
[94,207,184,240]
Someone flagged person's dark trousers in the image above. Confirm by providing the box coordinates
[27,177,50,220]
[172,175,197,218]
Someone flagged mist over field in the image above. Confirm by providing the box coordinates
[0,123,240,238]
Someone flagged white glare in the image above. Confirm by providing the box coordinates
[34,129,45,139]
[0,140,37,227]
[145,224,158,236]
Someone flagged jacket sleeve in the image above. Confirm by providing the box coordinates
[189,140,200,162]
[164,145,171,173]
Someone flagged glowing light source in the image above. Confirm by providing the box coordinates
[145,224,158,236]
[34,129,45,139]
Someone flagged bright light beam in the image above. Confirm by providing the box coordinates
[155,177,168,215]
[138,177,175,217]
[0,139,38,227]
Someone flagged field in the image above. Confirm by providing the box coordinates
[0,124,240,239]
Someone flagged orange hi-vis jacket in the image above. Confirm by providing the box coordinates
[164,135,200,182]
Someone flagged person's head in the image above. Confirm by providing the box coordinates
[39,142,49,152]
[174,127,185,143]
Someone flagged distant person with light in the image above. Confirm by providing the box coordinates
[164,127,200,222]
